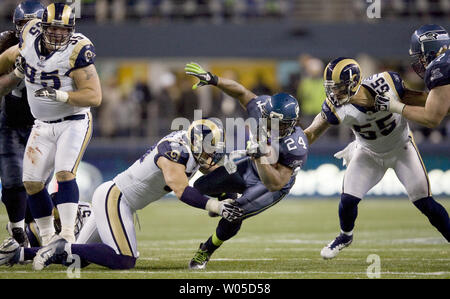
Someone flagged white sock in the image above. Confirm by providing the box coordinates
[341,230,353,236]
[19,248,24,263]
[10,220,25,230]
[35,215,55,245]
[57,203,78,241]
[35,215,55,238]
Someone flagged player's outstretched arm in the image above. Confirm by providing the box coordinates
[0,71,21,97]
[0,45,19,76]
[304,112,331,145]
[252,156,293,192]
[157,156,244,221]
[401,88,428,107]
[185,62,256,109]
[402,85,450,128]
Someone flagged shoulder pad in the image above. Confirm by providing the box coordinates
[155,140,190,166]
[69,35,96,70]
[424,51,450,90]
[321,99,341,125]
[19,19,41,51]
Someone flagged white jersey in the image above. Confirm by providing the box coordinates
[322,71,409,153]
[113,131,201,211]
[18,19,95,121]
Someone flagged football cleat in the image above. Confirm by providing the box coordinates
[320,233,353,259]
[189,243,211,270]
[6,223,29,248]
[32,236,68,271]
[0,237,20,266]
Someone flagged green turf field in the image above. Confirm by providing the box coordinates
[0,198,449,279]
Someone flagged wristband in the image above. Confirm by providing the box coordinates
[389,100,405,114]
[13,68,24,79]
[180,186,209,209]
[55,90,69,103]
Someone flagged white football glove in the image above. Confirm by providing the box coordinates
[374,94,405,114]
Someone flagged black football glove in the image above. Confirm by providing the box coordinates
[219,199,244,222]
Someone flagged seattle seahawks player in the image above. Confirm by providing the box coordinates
[305,57,450,259]
[0,3,101,246]
[375,24,450,127]
[20,119,243,270]
[0,1,44,248]
[184,62,308,269]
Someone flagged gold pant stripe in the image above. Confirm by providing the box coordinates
[71,112,93,175]
[409,134,431,197]
[105,184,133,256]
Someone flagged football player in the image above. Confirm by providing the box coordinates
[0,3,101,246]
[183,62,308,269]
[304,57,450,259]
[0,119,243,270]
[0,1,44,248]
[374,24,450,127]
[0,192,92,266]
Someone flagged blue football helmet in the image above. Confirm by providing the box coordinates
[187,118,225,169]
[13,1,45,36]
[323,57,361,107]
[261,92,300,139]
[41,3,76,51]
[410,24,450,78]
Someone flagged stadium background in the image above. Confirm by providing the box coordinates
[0,0,449,200]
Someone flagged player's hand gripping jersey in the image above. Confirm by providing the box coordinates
[245,95,308,192]
[18,19,95,121]
[113,131,201,211]
[322,71,409,153]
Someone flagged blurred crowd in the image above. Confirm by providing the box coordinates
[1,0,450,23]
[92,55,450,145]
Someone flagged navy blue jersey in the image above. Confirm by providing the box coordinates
[0,31,34,128]
[1,81,34,128]
[246,96,308,192]
[424,50,450,90]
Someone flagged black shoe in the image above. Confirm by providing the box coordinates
[11,227,29,248]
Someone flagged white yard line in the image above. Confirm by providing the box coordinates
[0,270,448,276]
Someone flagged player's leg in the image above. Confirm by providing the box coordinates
[0,124,30,246]
[193,158,250,196]
[32,181,137,270]
[321,148,387,259]
[394,139,450,241]
[53,113,93,242]
[190,183,286,269]
[23,122,57,246]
